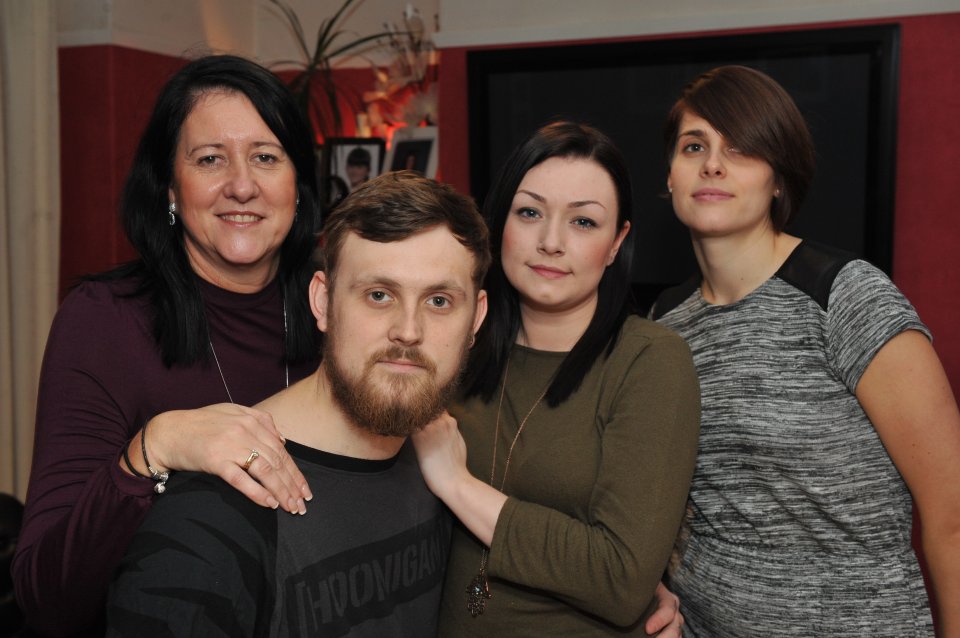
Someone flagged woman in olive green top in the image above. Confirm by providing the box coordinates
[413,122,700,636]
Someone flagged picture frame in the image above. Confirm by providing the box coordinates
[325,137,386,195]
[384,126,439,178]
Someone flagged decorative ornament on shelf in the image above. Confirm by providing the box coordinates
[361,4,439,141]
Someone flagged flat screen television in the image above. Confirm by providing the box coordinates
[467,25,900,310]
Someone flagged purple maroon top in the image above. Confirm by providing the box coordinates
[13,275,317,636]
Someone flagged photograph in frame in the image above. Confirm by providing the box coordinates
[326,137,386,194]
[384,126,439,178]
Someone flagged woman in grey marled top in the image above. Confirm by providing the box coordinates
[652,65,960,636]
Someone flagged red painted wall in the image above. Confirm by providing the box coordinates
[893,14,960,395]
[58,46,185,294]
[437,12,960,394]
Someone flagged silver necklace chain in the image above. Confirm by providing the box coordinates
[209,297,289,404]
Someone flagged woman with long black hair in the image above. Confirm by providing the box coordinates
[15,55,321,636]
[414,121,700,635]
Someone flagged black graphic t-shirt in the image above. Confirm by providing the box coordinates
[107,440,449,637]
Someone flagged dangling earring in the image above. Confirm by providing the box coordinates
[168,202,177,226]
[295,195,300,221]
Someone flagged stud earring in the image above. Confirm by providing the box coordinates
[668,186,673,194]
[168,202,177,226]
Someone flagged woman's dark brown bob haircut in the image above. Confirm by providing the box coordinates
[663,65,816,232]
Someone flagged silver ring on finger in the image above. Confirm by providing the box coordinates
[242,449,260,472]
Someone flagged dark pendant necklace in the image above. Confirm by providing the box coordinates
[467,353,548,617]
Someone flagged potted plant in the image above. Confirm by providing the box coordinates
[268,0,395,145]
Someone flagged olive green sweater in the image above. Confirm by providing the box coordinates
[440,316,700,636]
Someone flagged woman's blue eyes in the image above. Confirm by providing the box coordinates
[515,207,597,229]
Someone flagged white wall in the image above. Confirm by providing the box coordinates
[435,0,960,47]
[56,0,440,68]
[56,0,959,64]
[57,0,255,56]
[257,0,440,68]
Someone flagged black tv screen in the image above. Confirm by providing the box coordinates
[467,25,899,309]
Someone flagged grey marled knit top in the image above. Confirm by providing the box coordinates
[653,241,933,636]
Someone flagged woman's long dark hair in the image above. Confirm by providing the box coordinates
[94,55,320,367]
[463,121,636,407]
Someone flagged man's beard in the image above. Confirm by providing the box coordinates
[323,334,469,438]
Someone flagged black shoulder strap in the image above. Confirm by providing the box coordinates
[776,240,859,312]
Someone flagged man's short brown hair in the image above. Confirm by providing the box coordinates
[318,170,491,288]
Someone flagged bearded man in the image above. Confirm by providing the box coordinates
[106,171,490,637]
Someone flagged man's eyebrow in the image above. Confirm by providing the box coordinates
[350,275,400,289]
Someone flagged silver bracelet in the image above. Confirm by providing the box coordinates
[140,420,169,494]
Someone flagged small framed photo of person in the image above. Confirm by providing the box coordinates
[326,137,386,193]
[384,126,438,179]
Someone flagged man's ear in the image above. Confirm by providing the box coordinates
[472,289,489,337]
[309,271,330,333]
